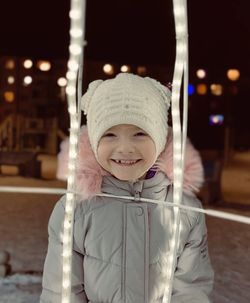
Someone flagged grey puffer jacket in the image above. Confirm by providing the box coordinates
[40,172,214,303]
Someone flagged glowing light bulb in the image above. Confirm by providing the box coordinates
[68,60,79,71]
[23,76,33,86]
[120,65,130,73]
[69,9,81,19]
[70,28,83,38]
[63,280,70,289]
[174,182,182,190]
[63,249,71,257]
[227,69,240,81]
[4,91,15,103]
[66,71,77,80]
[37,60,51,71]
[103,64,114,75]
[69,135,78,145]
[23,59,33,69]
[57,77,67,87]
[210,84,223,96]
[197,84,207,95]
[69,44,82,56]
[65,204,73,213]
[66,191,74,202]
[196,69,206,79]
[62,298,70,303]
[66,86,76,96]
[63,264,70,273]
[7,76,15,84]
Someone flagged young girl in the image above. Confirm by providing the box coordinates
[41,73,214,303]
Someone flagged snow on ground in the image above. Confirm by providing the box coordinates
[0,152,250,302]
[0,274,42,303]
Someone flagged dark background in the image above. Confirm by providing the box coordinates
[1,0,250,150]
[1,0,250,71]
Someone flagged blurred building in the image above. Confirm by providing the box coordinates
[187,67,250,153]
[0,56,68,154]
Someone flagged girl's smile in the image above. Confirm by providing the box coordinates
[111,159,141,165]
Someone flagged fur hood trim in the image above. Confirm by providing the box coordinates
[57,126,204,199]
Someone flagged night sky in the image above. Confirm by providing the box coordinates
[1,0,250,75]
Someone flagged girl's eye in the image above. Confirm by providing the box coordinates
[103,133,115,137]
[135,132,147,136]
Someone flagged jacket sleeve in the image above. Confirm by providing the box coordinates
[40,197,88,303]
[171,208,214,303]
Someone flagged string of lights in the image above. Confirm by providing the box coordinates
[0,185,249,225]
[161,1,189,302]
[62,0,86,302]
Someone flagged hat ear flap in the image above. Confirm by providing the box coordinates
[145,77,171,107]
[81,80,103,115]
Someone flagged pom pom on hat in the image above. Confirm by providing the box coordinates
[82,79,103,115]
[81,73,171,158]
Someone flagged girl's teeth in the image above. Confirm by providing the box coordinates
[115,160,138,164]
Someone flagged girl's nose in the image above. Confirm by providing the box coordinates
[116,139,135,154]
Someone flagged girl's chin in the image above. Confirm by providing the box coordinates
[111,171,147,181]
[100,162,149,181]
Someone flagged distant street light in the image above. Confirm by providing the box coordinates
[210,84,223,96]
[227,69,240,81]
[5,59,15,69]
[23,59,33,69]
[188,84,195,95]
[37,60,51,71]
[196,83,207,95]
[196,69,206,79]
[209,114,224,126]
[120,65,130,73]
[23,76,33,86]
[57,77,67,101]
[103,63,114,75]
[4,91,15,102]
[57,77,67,87]
[7,76,15,84]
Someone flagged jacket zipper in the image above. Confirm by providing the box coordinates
[144,202,149,303]
[134,184,149,303]
[133,179,143,202]
[122,203,127,303]
[134,190,140,201]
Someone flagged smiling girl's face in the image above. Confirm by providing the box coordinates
[96,124,157,181]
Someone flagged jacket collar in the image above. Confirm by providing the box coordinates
[101,172,171,201]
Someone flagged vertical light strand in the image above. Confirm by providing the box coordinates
[62,1,86,303]
[181,0,189,165]
[162,0,188,303]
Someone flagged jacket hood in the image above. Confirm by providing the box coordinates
[57,126,204,200]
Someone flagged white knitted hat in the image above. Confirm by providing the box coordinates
[81,73,171,158]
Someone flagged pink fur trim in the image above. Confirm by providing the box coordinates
[57,126,204,198]
[156,131,204,196]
